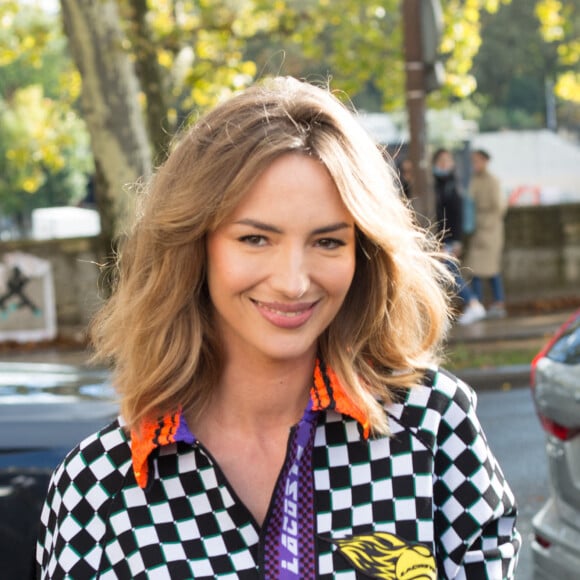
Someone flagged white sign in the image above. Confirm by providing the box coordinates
[0,252,57,342]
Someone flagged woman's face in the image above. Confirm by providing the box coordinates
[435,151,454,172]
[206,153,356,365]
[471,152,487,175]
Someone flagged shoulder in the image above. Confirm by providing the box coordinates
[49,418,132,496]
[38,420,133,574]
[484,171,501,188]
[386,368,478,450]
[389,368,477,420]
[470,173,484,189]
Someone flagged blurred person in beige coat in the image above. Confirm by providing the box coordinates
[465,149,508,318]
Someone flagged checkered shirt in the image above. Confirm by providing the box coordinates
[36,367,520,579]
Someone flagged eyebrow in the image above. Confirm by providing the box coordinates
[233,218,353,236]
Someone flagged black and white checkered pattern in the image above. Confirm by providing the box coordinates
[38,422,260,579]
[36,369,520,579]
[313,369,520,578]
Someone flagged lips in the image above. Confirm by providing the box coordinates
[251,299,318,329]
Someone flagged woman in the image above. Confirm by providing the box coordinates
[36,77,519,579]
[465,148,508,318]
[432,147,486,325]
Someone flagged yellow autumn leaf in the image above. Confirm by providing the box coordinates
[535,0,565,41]
[21,176,42,193]
[157,49,173,68]
[555,72,580,103]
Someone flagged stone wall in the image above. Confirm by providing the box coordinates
[0,236,104,329]
[502,203,580,299]
[1,204,579,331]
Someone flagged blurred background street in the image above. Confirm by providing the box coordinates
[2,1,580,578]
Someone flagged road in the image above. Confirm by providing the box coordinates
[476,385,548,580]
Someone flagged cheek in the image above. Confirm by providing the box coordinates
[206,237,237,296]
[207,238,263,296]
[207,258,246,298]
[344,258,357,293]
[326,254,356,297]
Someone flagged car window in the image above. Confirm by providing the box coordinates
[547,316,580,364]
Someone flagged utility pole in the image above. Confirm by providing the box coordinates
[545,78,557,132]
[402,0,442,225]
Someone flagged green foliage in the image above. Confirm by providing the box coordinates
[535,0,580,102]
[477,106,546,131]
[437,0,493,98]
[245,0,506,111]
[290,1,405,109]
[0,85,92,215]
[0,2,92,222]
[4,0,578,229]
[0,1,51,70]
[445,339,542,371]
[470,0,580,131]
[120,0,511,124]
[119,0,268,132]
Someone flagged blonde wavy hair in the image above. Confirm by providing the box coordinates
[90,76,453,436]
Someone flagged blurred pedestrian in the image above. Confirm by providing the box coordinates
[396,156,414,199]
[36,77,519,579]
[432,147,486,325]
[465,148,508,318]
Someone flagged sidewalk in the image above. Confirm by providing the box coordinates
[449,307,577,391]
[0,328,92,366]
[449,309,576,345]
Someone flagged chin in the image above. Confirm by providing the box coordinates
[256,340,318,364]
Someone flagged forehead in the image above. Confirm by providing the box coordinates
[228,154,352,220]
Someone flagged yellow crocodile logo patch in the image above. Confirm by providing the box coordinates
[331,531,437,579]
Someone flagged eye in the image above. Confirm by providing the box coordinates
[239,234,268,247]
[316,238,346,249]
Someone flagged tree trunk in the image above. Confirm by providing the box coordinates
[60,0,152,244]
[125,0,172,163]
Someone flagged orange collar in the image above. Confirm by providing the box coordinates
[130,359,370,488]
[311,359,370,438]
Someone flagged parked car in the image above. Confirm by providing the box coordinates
[530,308,580,580]
[0,362,115,580]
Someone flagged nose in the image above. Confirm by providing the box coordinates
[270,245,311,299]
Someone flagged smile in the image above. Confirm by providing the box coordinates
[258,303,312,316]
[252,300,318,328]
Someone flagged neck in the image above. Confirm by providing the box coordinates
[208,353,316,433]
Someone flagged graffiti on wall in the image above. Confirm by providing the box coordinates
[0,252,57,343]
